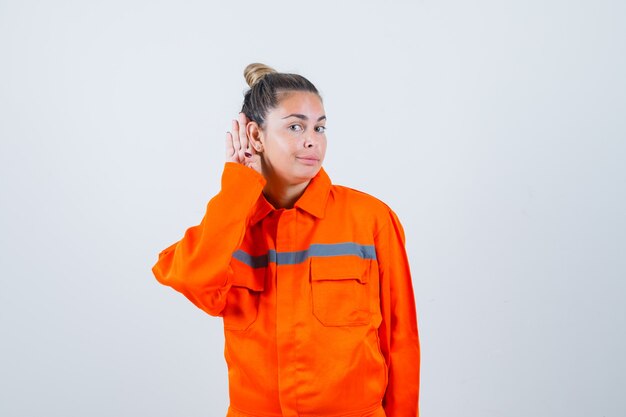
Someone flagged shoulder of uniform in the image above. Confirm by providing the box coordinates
[329,184,394,215]
[327,183,404,239]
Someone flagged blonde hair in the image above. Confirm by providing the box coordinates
[244,63,277,88]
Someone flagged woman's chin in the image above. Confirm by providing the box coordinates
[268,163,322,186]
[295,164,322,179]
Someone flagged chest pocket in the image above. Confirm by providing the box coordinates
[222,259,266,331]
[310,256,371,327]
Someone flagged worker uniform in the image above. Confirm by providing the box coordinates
[152,162,420,417]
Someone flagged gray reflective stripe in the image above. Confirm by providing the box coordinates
[308,242,377,260]
[232,242,376,269]
[232,250,269,268]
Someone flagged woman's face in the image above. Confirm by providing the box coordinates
[257,91,327,185]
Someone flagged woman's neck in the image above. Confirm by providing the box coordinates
[262,177,310,209]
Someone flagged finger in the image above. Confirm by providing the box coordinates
[244,139,254,159]
[225,132,236,160]
[231,119,242,155]
[245,138,257,158]
[238,113,250,157]
[231,120,240,150]
[245,152,262,174]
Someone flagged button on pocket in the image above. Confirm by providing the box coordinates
[222,259,266,331]
[310,256,371,326]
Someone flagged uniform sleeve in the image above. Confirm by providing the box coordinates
[375,209,420,417]
[151,162,266,316]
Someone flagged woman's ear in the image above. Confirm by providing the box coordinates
[246,121,264,152]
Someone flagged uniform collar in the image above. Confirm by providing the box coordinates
[294,166,331,219]
[249,167,331,225]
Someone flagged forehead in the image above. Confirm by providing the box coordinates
[274,91,325,116]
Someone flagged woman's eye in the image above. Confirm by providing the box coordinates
[315,126,326,133]
[289,124,303,132]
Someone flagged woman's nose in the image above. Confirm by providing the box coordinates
[303,133,316,148]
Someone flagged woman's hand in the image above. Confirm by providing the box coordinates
[225,112,262,174]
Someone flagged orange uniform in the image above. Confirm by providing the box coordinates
[152,162,420,417]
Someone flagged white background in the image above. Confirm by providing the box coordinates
[1,1,625,416]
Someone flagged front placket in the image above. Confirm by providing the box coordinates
[274,207,305,416]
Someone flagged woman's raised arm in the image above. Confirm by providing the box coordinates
[151,113,266,316]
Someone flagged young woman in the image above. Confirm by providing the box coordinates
[152,63,420,417]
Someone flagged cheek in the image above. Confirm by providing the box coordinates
[279,135,299,154]
[320,137,328,153]
[264,135,293,161]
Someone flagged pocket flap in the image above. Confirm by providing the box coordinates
[310,256,369,284]
[229,258,266,291]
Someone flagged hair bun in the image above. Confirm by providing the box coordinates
[244,63,277,87]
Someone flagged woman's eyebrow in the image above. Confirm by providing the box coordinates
[282,114,327,121]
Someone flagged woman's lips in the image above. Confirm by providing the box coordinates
[296,156,320,165]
